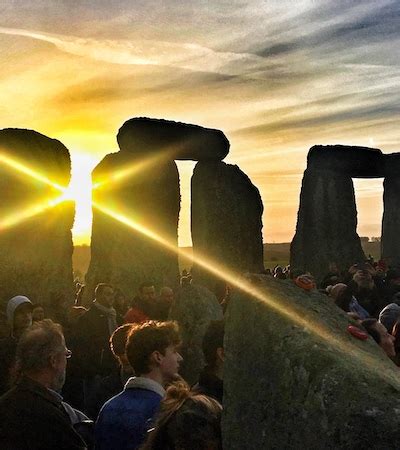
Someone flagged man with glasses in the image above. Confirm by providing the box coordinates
[0,319,87,449]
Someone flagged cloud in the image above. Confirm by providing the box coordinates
[0,26,270,77]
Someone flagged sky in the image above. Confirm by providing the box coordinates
[0,1,399,246]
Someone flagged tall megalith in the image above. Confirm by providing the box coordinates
[0,128,74,306]
[223,275,400,449]
[382,153,400,266]
[191,161,264,288]
[291,145,383,282]
[85,117,231,300]
[86,151,181,301]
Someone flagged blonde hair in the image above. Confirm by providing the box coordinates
[142,381,222,450]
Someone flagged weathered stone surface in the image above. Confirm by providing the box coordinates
[169,284,223,385]
[0,128,74,306]
[308,145,384,178]
[191,161,264,288]
[291,168,365,282]
[85,150,180,302]
[382,173,400,266]
[117,117,229,161]
[223,275,400,449]
[383,152,400,178]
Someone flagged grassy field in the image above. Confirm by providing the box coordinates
[73,241,382,278]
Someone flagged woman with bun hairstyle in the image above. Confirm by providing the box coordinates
[141,382,222,450]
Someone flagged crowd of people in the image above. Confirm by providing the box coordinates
[272,259,400,361]
[0,278,224,450]
[0,257,399,449]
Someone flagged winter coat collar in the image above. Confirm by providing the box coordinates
[124,376,165,398]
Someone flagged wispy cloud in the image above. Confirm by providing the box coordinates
[0,26,269,77]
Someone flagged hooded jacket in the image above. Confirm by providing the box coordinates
[6,295,33,337]
[0,295,33,395]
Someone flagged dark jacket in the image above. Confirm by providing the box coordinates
[0,336,17,396]
[73,305,121,379]
[95,377,164,450]
[192,369,223,405]
[0,376,86,450]
[85,365,133,420]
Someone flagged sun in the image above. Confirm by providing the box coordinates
[61,153,100,245]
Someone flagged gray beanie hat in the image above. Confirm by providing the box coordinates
[379,303,400,333]
[6,295,33,326]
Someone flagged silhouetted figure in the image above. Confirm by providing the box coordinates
[192,320,224,405]
[114,288,129,317]
[124,281,158,324]
[0,320,87,449]
[32,303,45,322]
[0,295,33,395]
[74,283,122,415]
[87,323,134,419]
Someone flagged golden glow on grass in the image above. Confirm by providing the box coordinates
[93,200,400,385]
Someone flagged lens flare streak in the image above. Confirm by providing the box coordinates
[92,145,185,190]
[0,196,65,231]
[0,153,65,192]
[92,200,400,386]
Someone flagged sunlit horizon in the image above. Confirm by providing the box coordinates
[1,1,398,246]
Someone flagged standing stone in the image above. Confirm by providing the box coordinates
[169,284,223,385]
[223,275,400,449]
[85,149,180,302]
[0,128,74,307]
[290,145,383,282]
[382,153,400,266]
[191,161,264,289]
[291,168,365,282]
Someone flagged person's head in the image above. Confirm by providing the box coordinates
[32,304,45,322]
[16,319,71,391]
[67,306,88,325]
[213,280,228,304]
[142,382,222,450]
[202,321,224,377]
[352,269,374,290]
[126,321,182,384]
[379,303,400,334]
[110,323,134,371]
[159,287,174,307]
[386,268,400,286]
[362,318,396,358]
[6,295,33,338]
[114,288,128,309]
[326,283,347,301]
[95,283,114,308]
[139,282,157,304]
